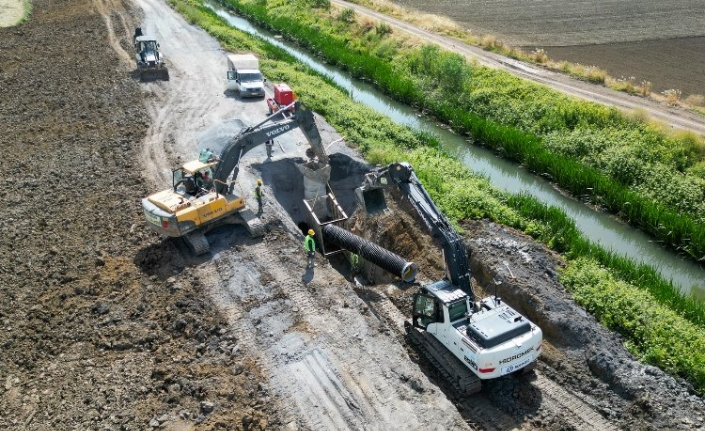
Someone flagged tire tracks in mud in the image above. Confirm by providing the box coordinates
[92,0,134,65]
[133,0,247,189]
[197,230,470,430]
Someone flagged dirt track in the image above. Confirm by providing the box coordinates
[0,0,704,430]
[331,0,705,135]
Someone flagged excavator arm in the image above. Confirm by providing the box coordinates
[212,101,326,194]
[364,162,475,300]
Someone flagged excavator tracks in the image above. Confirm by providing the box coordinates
[183,231,209,255]
[353,284,482,397]
[405,323,482,397]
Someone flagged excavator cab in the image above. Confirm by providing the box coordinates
[172,160,219,196]
[412,293,442,329]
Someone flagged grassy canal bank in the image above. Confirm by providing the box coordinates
[167,0,705,395]
[222,0,705,266]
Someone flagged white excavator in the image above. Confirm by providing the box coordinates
[356,162,543,395]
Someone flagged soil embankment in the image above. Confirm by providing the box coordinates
[0,0,274,428]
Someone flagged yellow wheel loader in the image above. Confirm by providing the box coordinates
[141,101,327,255]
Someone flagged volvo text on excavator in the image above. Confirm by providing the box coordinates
[356,162,543,396]
[141,101,328,255]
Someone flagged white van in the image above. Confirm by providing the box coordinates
[226,53,265,97]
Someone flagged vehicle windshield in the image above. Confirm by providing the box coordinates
[141,40,158,51]
[448,300,468,322]
[172,169,184,188]
[239,72,263,82]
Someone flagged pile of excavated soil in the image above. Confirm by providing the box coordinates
[0,1,275,429]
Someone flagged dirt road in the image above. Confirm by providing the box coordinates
[331,0,705,136]
[0,0,703,430]
[133,1,705,429]
[0,0,24,27]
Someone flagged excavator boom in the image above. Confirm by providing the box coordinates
[212,101,325,194]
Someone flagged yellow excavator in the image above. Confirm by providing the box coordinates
[141,101,328,255]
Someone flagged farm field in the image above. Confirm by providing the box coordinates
[391,0,705,97]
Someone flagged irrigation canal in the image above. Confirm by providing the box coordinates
[207,2,705,299]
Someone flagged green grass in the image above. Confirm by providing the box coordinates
[563,258,705,394]
[169,0,705,396]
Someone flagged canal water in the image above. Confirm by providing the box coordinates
[206,2,705,298]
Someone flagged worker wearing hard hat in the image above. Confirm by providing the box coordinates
[304,229,316,269]
[255,179,264,215]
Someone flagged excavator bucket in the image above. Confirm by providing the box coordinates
[140,67,169,82]
[356,186,387,215]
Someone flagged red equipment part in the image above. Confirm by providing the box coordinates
[267,83,297,115]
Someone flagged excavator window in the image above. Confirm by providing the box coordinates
[448,300,468,322]
[413,294,441,329]
[172,169,184,189]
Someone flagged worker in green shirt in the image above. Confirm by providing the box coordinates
[255,179,264,215]
[304,229,316,269]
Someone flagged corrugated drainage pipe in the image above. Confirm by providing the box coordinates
[322,224,418,282]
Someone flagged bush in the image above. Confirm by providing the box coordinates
[339,7,355,23]
[375,22,392,36]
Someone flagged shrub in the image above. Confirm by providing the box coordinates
[639,80,652,96]
[375,21,392,36]
[311,0,330,9]
[339,7,355,23]
[437,53,469,95]
[584,66,607,84]
[663,89,682,105]
[530,48,548,64]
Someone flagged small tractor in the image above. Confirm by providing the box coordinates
[133,27,169,81]
[266,83,296,117]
